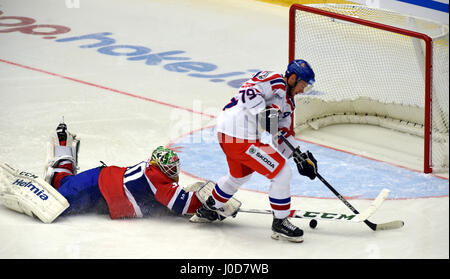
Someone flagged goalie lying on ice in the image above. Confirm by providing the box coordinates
[0,121,240,223]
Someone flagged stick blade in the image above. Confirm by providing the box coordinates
[375,220,405,231]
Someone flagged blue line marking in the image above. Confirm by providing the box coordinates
[397,0,449,13]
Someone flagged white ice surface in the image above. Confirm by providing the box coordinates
[0,0,448,259]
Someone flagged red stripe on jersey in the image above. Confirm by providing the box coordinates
[267,104,280,111]
[271,84,286,91]
[285,95,295,136]
[285,94,295,111]
[251,72,283,83]
[241,82,256,88]
[99,166,136,219]
[145,166,179,206]
[145,166,203,214]
[186,194,202,214]
[279,127,294,138]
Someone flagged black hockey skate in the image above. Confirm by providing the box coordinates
[55,120,80,163]
[44,119,81,184]
[271,217,304,243]
[194,196,226,222]
[56,122,68,146]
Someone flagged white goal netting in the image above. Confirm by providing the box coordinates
[291,4,449,173]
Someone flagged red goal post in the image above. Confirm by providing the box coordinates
[289,4,449,174]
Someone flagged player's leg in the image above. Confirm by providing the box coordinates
[268,164,303,242]
[44,120,80,188]
[210,163,253,209]
[268,163,292,219]
[210,134,285,208]
[193,157,252,222]
[203,134,258,209]
[215,133,303,242]
[241,142,303,242]
[43,120,106,215]
[57,167,107,215]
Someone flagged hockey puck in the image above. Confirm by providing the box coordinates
[309,219,318,229]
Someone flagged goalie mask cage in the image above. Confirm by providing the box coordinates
[289,4,449,174]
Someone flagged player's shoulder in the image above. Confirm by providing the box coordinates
[251,71,284,83]
[145,164,174,184]
[250,71,286,94]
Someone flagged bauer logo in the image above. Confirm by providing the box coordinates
[12,179,48,200]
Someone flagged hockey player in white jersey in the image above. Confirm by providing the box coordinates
[200,59,318,242]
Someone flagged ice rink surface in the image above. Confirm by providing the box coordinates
[0,0,448,260]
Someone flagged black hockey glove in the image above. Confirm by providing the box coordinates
[195,204,221,221]
[195,196,226,221]
[293,149,318,180]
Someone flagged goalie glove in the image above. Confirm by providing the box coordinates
[195,196,226,222]
[190,181,241,223]
[293,149,317,180]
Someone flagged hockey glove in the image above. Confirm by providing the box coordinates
[293,149,318,180]
[195,204,222,221]
[195,196,226,222]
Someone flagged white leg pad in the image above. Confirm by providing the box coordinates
[0,162,69,223]
[183,181,205,192]
[44,132,80,184]
[0,194,35,217]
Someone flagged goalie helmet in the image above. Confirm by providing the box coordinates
[149,146,180,179]
[285,59,315,87]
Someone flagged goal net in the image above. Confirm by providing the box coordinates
[289,4,449,173]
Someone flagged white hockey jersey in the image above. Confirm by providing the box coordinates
[216,71,298,156]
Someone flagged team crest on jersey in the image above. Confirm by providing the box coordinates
[255,71,270,80]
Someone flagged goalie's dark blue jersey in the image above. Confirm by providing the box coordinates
[56,162,202,219]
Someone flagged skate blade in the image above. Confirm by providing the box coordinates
[271,232,304,243]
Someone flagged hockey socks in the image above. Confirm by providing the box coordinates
[210,174,248,208]
[51,163,74,189]
[211,183,234,208]
[269,196,291,219]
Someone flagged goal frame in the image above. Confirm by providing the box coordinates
[289,4,434,173]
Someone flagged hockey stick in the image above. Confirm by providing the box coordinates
[239,186,389,224]
[279,135,404,231]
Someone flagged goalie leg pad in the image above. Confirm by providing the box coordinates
[0,193,35,217]
[183,181,205,192]
[44,130,80,184]
[0,163,69,223]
